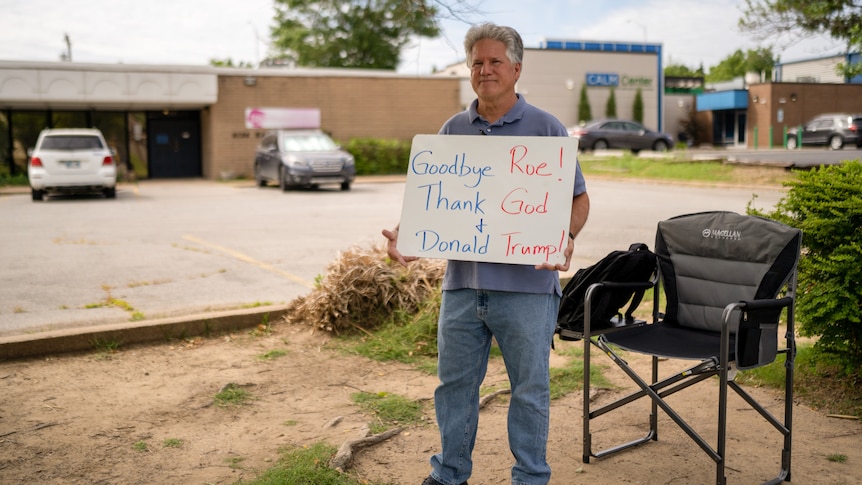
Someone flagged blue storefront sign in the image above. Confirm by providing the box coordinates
[586,73,619,87]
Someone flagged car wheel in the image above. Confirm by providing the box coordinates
[786,137,798,149]
[103,187,116,199]
[31,188,43,201]
[341,181,351,191]
[828,135,844,150]
[592,139,609,150]
[255,163,266,187]
[279,167,290,191]
[653,140,670,152]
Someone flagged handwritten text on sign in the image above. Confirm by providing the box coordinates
[397,135,579,265]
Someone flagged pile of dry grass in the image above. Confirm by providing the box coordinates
[283,243,445,334]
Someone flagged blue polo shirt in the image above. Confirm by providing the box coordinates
[437,94,587,296]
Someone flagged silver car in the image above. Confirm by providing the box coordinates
[27,128,117,201]
[253,129,356,191]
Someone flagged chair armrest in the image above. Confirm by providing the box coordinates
[722,297,794,369]
[596,281,656,291]
[737,297,793,312]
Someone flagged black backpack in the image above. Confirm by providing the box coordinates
[556,243,657,341]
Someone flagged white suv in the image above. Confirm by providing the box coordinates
[28,128,117,201]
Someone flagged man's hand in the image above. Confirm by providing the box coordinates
[535,238,573,272]
[382,227,419,267]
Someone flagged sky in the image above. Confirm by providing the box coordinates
[0,0,848,75]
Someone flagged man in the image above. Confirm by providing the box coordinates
[383,23,590,485]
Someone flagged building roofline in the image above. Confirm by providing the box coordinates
[0,59,445,79]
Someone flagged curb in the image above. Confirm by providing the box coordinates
[0,305,289,360]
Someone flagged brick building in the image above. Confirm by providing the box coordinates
[0,61,461,180]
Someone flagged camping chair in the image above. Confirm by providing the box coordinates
[576,211,801,485]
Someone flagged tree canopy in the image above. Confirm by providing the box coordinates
[270,0,442,69]
[705,47,776,83]
[664,63,705,78]
[739,0,862,77]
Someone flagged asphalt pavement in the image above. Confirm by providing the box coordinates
[0,146,838,359]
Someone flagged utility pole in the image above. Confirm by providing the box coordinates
[61,33,72,62]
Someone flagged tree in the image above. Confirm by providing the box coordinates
[209,58,254,68]
[632,88,643,124]
[270,0,442,69]
[664,63,704,77]
[748,161,862,373]
[605,88,617,118]
[705,47,776,83]
[578,84,592,124]
[739,0,862,78]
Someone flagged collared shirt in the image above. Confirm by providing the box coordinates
[437,94,588,296]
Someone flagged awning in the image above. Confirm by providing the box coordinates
[696,90,748,112]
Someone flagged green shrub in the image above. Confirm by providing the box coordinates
[749,161,862,373]
[578,84,592,124]
[0,173,29,187]
[343,137,412,175]
[632,88,644,124]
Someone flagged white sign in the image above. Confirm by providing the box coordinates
[244,107,320,129]
[397,135,579,266]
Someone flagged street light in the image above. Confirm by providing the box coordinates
[627,20,647,43]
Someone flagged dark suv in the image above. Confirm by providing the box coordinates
[786,113,862,150]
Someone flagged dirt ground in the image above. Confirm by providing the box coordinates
[1,321,860,485]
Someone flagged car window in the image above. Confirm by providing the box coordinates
[281,133,339,152]
[261,133,277,150]
[604,122,622,130]
[40,135,104,150]
[622,122,643,132]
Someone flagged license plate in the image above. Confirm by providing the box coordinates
[62,160,80,168]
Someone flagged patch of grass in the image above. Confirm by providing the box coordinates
[236,442,379,485]
[550,343,613,400]
[163,438,183,448]
[257,349,287,361]
[826,453,847,463]
[578,152,793,187]
[351,391,424,434]
[579,153,735,182]
[249,314,272,337]
[340,292,441,369]
[226,456,246,469]
[214,384,253,407]
[91,338,122,359]
[241,301,274,309]
[127,278,173,288]
[84,287,145,322]
[132,441,148,452]
[736,342,862,417]
[283,420,298,426]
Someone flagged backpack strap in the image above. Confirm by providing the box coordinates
[624,243,651,323]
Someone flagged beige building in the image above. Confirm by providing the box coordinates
[437,40,666,134]
[0,61,461,180]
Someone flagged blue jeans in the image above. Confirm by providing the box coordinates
[429,289,559,485]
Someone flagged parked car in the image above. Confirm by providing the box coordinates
[254,129,356,191]
[27,128,117,201]
[570,119,673,153]
[786,113,862,150]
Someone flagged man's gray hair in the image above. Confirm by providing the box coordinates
[464,23,524,66]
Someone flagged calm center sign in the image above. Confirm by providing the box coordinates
[586,72,652,88]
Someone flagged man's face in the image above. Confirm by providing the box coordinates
[469,38,521,102]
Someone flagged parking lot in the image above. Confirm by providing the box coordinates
[0,177,784,338]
